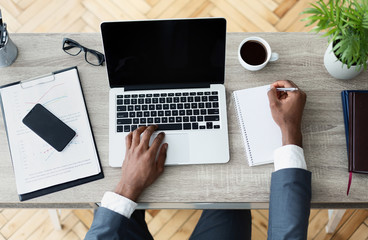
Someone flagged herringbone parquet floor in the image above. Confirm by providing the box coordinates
[1,0,318,33]
[1,0,368,239]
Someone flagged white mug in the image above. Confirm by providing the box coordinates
[238,36,279,71]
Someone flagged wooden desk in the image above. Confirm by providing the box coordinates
[0,33,367,208]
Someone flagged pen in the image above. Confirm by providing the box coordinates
[1,23,6,46]
[0,9,3,48]
[276,88,298,92]
[0,10,5,48]
[0,9,3,26]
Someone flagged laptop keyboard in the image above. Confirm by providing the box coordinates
[116,91,221,132]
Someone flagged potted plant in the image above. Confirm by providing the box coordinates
[302,0,368,80]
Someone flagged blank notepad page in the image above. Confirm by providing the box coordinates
[233,85,282,166]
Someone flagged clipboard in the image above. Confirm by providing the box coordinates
[0,66,103,201]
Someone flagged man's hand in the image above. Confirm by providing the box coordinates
[114,125,168,202]
[268,80,306,147]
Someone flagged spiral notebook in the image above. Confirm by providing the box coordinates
[233,85,282,166]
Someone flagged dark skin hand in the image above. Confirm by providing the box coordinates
[114,125,168,202]
[267,80,306,147]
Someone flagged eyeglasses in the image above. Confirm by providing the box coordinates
[62,38,105,66]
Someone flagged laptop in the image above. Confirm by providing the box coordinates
[101,18,230,167]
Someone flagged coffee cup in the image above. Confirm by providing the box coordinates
[238,36,278,71]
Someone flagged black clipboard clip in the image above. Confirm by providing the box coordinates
[20,73,55,89]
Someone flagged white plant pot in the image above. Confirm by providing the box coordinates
[324,42,363,80]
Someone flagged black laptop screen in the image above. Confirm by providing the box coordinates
[101,18,226,88]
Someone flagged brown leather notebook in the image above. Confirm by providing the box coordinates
[348,92,368,174]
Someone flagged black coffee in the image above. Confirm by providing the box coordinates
[240,41,267,65]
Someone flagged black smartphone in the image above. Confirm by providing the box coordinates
[22,104,76,152]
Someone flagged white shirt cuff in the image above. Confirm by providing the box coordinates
[274,145,307,171]
[101,191,137,218]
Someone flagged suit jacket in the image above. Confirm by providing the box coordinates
[85,208,152,240]
[85,168,311,240]
[84,207,129,240]
[267,168,312,240]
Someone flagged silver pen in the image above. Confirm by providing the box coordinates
[276,87,298,92]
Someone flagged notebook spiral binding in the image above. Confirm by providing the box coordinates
[233,92,253,166]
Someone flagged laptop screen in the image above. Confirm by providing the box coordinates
[101,18,226,88]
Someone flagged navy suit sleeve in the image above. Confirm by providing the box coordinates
[267,168,312,240]
[85,207,153,240]
[84,207,130,240]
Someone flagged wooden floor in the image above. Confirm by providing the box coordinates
[0,0,319,33]
[1,0,368,239]
[0,208,368,239]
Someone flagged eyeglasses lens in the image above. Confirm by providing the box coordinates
[63,41,81,56]
[86,51,102,66]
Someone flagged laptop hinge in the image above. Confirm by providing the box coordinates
[124,83,211,91]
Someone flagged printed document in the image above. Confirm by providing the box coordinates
[0,68,101,194]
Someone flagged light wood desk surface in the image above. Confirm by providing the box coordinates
[0,33,367,208]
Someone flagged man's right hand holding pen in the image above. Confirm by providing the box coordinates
[268,80,306,148]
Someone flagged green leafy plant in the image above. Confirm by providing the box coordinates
[302,0,368,69]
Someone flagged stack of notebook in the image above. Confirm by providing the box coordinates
[341,90,368,195]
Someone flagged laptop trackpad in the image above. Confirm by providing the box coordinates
[150,133,189,165]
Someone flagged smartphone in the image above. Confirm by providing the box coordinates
[22,104,76,152]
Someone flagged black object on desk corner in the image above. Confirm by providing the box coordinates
[0,8,17,68]
[0,9,6,48]
[0,9,3,47]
